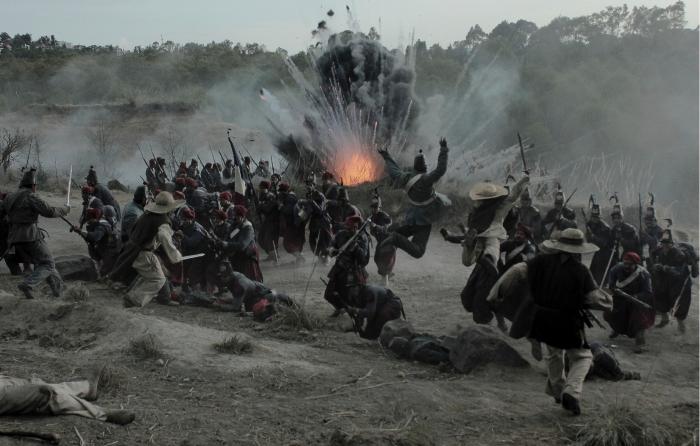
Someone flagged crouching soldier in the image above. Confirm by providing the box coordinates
[345,285,404,340]
[324,216,370,317]
[110,192,185,307]
[0,168,70,299]
[214,267,292,316]
[604,252,655,353]
[72,207,121,277]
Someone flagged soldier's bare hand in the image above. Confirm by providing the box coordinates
[439,137,447,149]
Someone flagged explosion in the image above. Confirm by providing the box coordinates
[260,15,419,185]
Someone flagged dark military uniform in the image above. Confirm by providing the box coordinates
[324,228,370,312]
[379,143,449,258]
[84,217,121,277]
[586,219,614,284]
[0,170,69,297]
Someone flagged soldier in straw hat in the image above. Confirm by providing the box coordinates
[110,191,185,307]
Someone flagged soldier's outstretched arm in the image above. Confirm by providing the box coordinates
[378,148,408,184]
[28,195,69,218]
[424,138,449,184]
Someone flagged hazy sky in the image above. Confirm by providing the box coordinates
[3,0,698,52]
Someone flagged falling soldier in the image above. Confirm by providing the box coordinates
[377,138,450,259]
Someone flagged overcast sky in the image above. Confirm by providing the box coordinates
[3,0,698,52]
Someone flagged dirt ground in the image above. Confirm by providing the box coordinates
[0,190,698,445]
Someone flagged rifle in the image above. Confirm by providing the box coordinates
[196,154,212,185]
[227,130,259,211]
[546,188,577,238]
[332,218,372,258]
[137,144,154,178]
[612,288,654,311]
[638,193,644,255]
[149,145,169,182]
[59,215,88,241]
[218,150,227,166]
[516,132,530,175]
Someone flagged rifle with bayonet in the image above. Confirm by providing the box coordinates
[227,129,260,212]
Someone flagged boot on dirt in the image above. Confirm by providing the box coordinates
[47,276,63,298]
[633,330,646,354]
[17,283,35,300]
[677,319,686,334]
[561,393,581,416]
[105,410,136,425]
[656,313,670,328]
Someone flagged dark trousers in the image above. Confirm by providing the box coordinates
[13,239,62,290]
[388,224,432,259]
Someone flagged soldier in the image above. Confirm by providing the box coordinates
[456,176,528,329]
[640,195,664,261]
[256,180,280,263]
[222,159,234,181]
[145,159,158,191]
[220,205,263,282]
[368,194,396,286]
[277,182,306,263]
[320,171,340,200]
[72,207,121,277]
[326,187,362,233]
[187,159,200,179]
[176,161,188,177]
[155,157,169,187]
[0,168,70,299]
[79,185,104,228]
[514,187,542,242]
[121,186,147,243]
[303,185,332,263]
[499,223,537,274]
[377,138,450,258]
[325,215,370,317]
[542,186,576,239]
[519,228,611,415]
[0,190,32,276]
[650,230,696,332]
[85,166,121,222]
[584,197,614,284]
[110,192,185,307]
[604,252,655,353]
[179,207,213,292]
[610,202,640,262]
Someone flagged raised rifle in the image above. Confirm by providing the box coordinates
[516,132,531,175]
[226,129,259,211]
[332,218,372,258]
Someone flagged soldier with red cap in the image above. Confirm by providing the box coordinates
[604,251,655,353]
[85,166,121,222]
[219,205,263,282]
[179,207,212,291]
[79,185,104,228]
[324,215,370,317]
[257,180,280,262]
[499,222,537,274]
[72,207,121,277]
[277,182,306,262]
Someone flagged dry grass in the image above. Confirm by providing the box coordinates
[268,304,325,332]
[128,333,165,360]
[572,403,674,446]
[97,363,128,395]
[213,335,253,354]
[64,283,90,302]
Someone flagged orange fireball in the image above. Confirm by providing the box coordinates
[329,149,384,186]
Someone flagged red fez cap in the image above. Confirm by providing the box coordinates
[181,208,196,220]
[233,205,248,217]
[516,223,532,239]
[219,191,232,202]
[259,180,270,189]
[622,252,641,264]
[213,209,227,220]
[173,191,185,200]
[86,207,102,220]
[185,178,198,188]
[82,185,94,194]
[278,182,290,192]
[345,215,363,229]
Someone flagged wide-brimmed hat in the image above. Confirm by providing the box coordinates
[469,182,508,201]
[145,191,185,214]
[542,228,599,254]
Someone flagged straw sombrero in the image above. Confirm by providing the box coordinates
[469,182,509,201]
[145,191,185,214]
[542,228,599,254]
